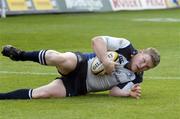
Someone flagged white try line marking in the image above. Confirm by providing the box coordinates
[146,76,180,80]
[0,71,57,75]
[0,71,180,79]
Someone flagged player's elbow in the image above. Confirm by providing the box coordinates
[92,36,103,44]
[91,36,105,47]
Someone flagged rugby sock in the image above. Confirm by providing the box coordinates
[0,89,33,100]
[21,50,47,65]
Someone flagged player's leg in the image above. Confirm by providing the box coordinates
[45,50,77,75]
[32,79,66,99]
[0,88,33,99]
[0,79,66,99]
[1,45,77,75]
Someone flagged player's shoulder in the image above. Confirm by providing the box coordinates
[115,43,138,61]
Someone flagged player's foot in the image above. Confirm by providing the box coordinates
[1,45,23,61]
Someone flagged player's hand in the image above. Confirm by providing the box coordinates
[130,84,141,99]
[103,60,117,75]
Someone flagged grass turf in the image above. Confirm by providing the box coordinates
[0,9,180,119]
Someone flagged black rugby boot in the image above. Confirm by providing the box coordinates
[1,45,23,61]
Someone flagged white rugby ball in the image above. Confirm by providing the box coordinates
[91,51,119,75]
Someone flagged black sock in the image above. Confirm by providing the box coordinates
[21,50,47,65]
[0,89,33,100]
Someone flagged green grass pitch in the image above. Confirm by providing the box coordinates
[0,9,180,119]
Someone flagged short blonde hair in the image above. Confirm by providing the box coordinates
[143,48,160,67]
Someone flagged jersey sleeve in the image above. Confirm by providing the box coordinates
[116,72,143,90]
[101,36,138,61]
[116,81,134,92]
[101,36,130,50]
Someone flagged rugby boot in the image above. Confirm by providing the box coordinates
[1,45,23,61]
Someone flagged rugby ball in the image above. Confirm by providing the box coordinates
[91,51,119,75]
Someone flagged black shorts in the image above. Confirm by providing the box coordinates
[56,52,88,97]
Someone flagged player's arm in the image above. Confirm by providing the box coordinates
[91,36,111,74]
[91,36,130,74]
[109,82,141,99]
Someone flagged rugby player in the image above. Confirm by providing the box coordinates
[0,36,160,100]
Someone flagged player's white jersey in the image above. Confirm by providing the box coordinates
[84,36,141,92]
[86,54,135,92]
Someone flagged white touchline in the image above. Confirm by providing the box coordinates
[0,71,180,79]
[133,18,180,22]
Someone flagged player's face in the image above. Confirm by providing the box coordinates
[130,53,154,72]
